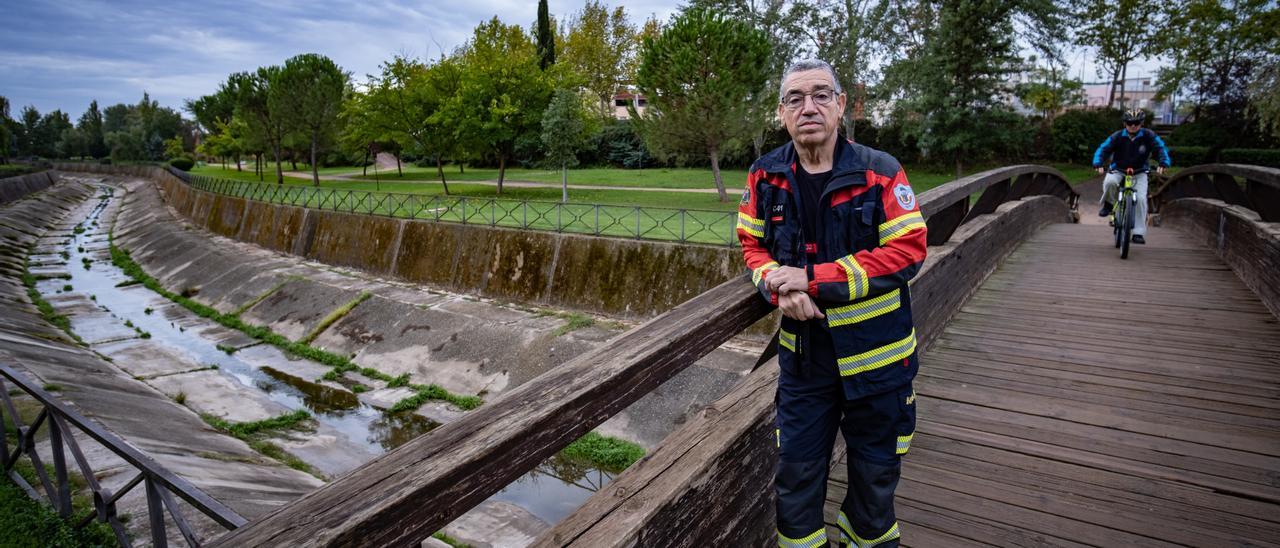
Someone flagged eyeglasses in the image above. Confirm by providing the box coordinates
[781,89,836,110]
[1124,120,1141,126]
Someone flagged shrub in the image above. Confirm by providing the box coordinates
[1168,146,1213,166]
[1049,108,1122,164]
[1219,148,1280,168]
[168,157,194,171]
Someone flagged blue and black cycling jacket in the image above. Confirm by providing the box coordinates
[1092,128,1172,173]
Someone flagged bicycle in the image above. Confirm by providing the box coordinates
[1109,168,1138,259]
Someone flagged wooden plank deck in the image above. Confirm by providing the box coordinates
[825,222,1280,546]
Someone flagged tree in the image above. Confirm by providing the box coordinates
[542,89,589,202]
[450,18,553,193]
[18,106,40,157]
[275,54,349,186]
[905,0,1024,175]
[632,7,771,201]
[1015,59,1086,119]
[186,86,239,168]
[77,100,108,159]
[559,1,638,117]
[357,55,462,193]
[536,0,556,70]
[0,96,10,163]
[1074,0,1159,108]
[799,0,889,139]
[230,68,289,183]
[1157,0,1275,118]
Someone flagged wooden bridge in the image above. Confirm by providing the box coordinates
[9,162,1280,546]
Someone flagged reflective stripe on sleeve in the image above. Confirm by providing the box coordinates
[836,255,868,300]
[779,328,797,353]
[738,211,765,237]
[878,211,926,245]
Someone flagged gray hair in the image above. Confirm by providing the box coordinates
[778,59,844,102]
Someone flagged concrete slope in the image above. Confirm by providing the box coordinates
[0,175,323,543]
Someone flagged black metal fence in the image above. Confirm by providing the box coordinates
[1,366,245,547]
[173,170,740,247]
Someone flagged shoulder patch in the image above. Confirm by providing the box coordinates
[894,183,916,210]
[740,188,751,206]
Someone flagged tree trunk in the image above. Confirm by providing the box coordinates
[235,152,242,172]
[436,156,451,195]
[290,151,298,172]
[396,152,402,176]
[497,154,506,195]
[362,148,369,176]
[709,145,727,202]
[1107,69,1119,108]
[273,144,283,184]
[561,162,568,203]
[955,159,963,179]
[1118,63,1129,110]
[310,130,319,187]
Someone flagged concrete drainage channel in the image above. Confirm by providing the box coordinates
[23,179,641,546]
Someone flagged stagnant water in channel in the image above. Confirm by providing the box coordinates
[33,182,613,534]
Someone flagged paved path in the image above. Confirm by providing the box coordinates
[825,220,1280,546]
[280,170,730,194]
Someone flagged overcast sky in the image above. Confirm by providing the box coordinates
[1,0,1160,118]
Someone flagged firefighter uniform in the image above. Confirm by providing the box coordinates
[738,139,927,547]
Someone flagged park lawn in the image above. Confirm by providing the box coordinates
[192,164,318,186]
[347,165,755,190]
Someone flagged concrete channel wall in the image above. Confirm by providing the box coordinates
[54,163,743,319]
[0,170,58,205]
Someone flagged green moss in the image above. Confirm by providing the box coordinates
[432,532,471,548]
[559,432,645,474]
[199,410,322,479]
[299,291,371,345]
[389,385,483,412]
[553,312,596,337]
[20,267,82,345]
[233,280,290,317]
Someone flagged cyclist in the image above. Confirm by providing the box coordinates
[1093,108,1171,244]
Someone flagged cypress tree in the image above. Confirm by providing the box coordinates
[536,0,556,70]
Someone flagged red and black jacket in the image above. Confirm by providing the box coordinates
[738,139,927,398]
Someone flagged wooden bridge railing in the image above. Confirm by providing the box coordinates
[195,165,1076,546]
[1152,163,1280,222]
[2,367,247,547]
[1153,163,1280,318]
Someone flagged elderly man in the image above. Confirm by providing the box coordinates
[737,59,927,548]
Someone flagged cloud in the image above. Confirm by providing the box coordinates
[0,0,680,117]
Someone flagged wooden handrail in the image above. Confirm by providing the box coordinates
[1151,163,1280,222]
[210,275,773,546]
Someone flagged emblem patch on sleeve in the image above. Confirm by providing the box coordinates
[740,189,751,206]
[894,184,916,210]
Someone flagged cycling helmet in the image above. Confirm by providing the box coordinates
[1122,109,1144,124]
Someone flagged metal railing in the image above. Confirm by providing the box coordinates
[172,169,741,247]
[1151,163,1280,222]
[1,366,246,547]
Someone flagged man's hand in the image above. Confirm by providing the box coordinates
[1096,167,1105,175]
[1156,166,1166,175]
[765,266,809,295]
[778,291,824,321]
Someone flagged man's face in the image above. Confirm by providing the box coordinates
[778,69,846,149]
[1125,121,1142,135]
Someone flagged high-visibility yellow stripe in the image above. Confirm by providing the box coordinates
[896,433,913,455]
[837,512,854,543]
[778,528,826,548]
[878,211,925,245]
[827,289,901,328]
[836,255,868,299]
[851,522,901,548]
[737,211,765,237]
[752,261,779,287]
[779,329,796,352]
[837,330,916,377]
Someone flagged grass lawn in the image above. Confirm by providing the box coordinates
[187,162,1099,246]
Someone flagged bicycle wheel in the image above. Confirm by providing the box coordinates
[1113,202,1124,249]
[1120,195,1134,259]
